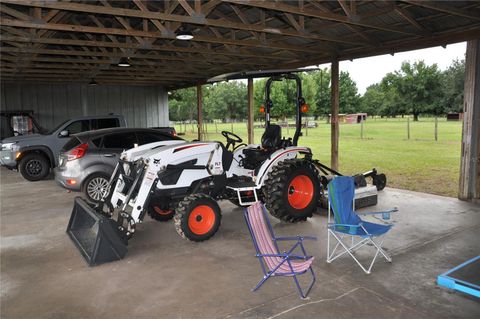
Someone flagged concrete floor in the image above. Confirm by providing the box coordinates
[1,168,479,319]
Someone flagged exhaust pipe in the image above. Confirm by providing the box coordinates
[67,197,127,266]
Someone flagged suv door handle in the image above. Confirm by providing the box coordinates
[103,153,116,157]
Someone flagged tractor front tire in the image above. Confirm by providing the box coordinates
[174,194,222,242]
[264,159,320,223]
[147,197,175,222]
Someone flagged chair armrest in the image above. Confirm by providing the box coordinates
[256,253,287,258]
[256,253,312,260]
[328,223,362,228]
[328,223,363,235]
[275,235,317,241]
[357,208,398,216]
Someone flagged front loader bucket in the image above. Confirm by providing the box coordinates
[67,197,127,266]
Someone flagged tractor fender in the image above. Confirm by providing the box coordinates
[255,147,312,187]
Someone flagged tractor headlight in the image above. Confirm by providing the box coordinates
[1,142,18,151]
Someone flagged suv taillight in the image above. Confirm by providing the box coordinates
[67,143,88,161]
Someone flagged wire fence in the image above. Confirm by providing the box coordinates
[172,116,462,143]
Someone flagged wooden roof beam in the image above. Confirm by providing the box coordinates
[337,0,351,17]
[0,35,292,61]
[133,0,168,34]
[0,18,327,53]
[1,0,365,46]
[0,4,31,20]
[0,46,273,67]
[402,1,480,21]
[284,13,302,32]
[178,0,196,17]
[395,5,431,35]
[222,0,421,36]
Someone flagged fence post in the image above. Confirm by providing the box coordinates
[434,116,438,141]
[305,119,308,136]
[407,117,410,140]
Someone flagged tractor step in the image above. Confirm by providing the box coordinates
[226,180,259,206]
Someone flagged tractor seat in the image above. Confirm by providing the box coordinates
[261,124,282,149]
[240,125,283,170]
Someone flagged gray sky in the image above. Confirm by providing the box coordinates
[328,42,467,95]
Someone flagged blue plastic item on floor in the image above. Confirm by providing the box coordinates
[437,255,480,298]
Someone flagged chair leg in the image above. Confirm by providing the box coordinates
[252,273,272,292]
[369,238,392,262]
[327,230,393,273]
[328,232,371,273]
[328,231,370,263]
[289,259,316,299]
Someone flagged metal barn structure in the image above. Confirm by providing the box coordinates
[1,0,479,201]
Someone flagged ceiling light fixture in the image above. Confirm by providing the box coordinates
[118,57,131,67]
[176,29,194,40]
[88,78,98,86]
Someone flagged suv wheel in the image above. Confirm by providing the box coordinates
[19,153,50,181]
[83,173,111,203]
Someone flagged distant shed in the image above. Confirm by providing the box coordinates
[328,113,367,124]
[447,113,464,121]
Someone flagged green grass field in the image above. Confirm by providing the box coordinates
[174,117,462,198]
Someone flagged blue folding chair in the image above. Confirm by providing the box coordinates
[327,176,398,274]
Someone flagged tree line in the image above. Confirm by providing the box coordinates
[169,59,465,122]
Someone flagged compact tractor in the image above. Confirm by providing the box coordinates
[67,73,386,266]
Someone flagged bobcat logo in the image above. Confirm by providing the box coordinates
[153,158,161,164]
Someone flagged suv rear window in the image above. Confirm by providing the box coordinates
[92,118,120,130]
[137,132,169,145]
[103,132,138,149]
[63,137,81,151]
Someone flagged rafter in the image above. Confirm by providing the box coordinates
[222,0,421,36]
[402,1,480,21]
[0,35,292,62]
[178,0,195,17]
[0,46,273,68]
[395,5,431,35]
[0,0,366,46]
[0,18,338,53]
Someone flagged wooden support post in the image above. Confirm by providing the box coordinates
[247,77,254,144]
[197,83,203,141]
[360,118,364,139]
[331,60,340,171]
[459,40,480,201]
[407,117,410,139]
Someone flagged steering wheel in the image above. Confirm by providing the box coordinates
[221,130,243,151]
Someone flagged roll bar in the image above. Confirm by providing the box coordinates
[264,73,305,146]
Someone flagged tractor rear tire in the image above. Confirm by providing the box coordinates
[263,159,320,223]
[147,197,175,222]
[174,194,222,242]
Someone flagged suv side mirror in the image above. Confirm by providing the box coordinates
[59,130,70,137]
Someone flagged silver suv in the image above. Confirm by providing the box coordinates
[0,115,126,181]
[54,127,182,203]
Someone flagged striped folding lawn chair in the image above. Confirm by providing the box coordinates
[244,201,316,299]
[327,176,398,274]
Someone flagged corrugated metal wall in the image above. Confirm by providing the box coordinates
[0,83,169,130]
